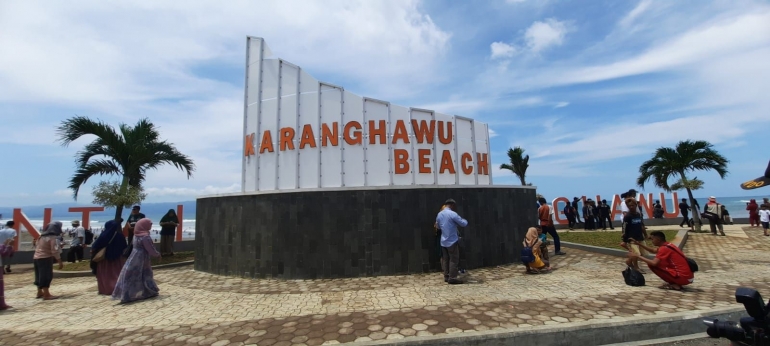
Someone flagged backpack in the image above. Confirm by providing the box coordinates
[520,240,535,264]
[84,229,94,245]
[622,266,646,286]
[665,244,698,272]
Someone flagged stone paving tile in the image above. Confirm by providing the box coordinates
[1,228,769,345]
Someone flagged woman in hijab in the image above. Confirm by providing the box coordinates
[523,227,550,274]
[90,219,127,295]
[747,199,760,227]
[159,209,179,256]
[33,222,64,300]
[112,218,161,304]
[0,224,16,310]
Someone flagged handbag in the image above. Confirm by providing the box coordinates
[665,244,699,272]
[622,266,646,286]
[92,230,118,263]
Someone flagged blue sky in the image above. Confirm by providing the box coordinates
[1,0,769,207]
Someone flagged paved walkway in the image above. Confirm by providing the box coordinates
[1,227,768,345]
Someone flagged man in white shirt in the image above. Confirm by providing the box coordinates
[619,189,639,220]
[69,220,86,262]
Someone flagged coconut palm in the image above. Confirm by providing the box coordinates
[636,140,728,232]
[500,146,529,185]
[57,116,195,219]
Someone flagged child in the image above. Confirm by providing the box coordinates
[622,198,648,272]
[536,226,550,268]
[759,205,770,236]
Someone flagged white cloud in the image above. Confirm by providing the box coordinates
[619,0,653,27]
[525,18,569,53]
[553,101,569,108]
[54,189,72,197]
[488,129,499,138]
[145,184,241,197]
[505,0,527,3]
[490,42,517,59]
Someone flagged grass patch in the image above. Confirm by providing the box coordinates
[59,251,194,271]
[558,230,680,250]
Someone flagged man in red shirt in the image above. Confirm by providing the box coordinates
[538,198,565,256]
[628,231,694,290]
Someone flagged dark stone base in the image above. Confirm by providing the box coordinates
[195,186,536,279]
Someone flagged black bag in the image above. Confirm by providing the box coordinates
[66,248,76,263]
[622,266,646,286]
[84,229,94,245]
[520,240,535,264]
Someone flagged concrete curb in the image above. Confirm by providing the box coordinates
[560,229,690,258]
[354,306,745,346]
[53,260,194,278]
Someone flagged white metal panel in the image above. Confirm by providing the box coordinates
[258,99,278,191]
[342,90,365,187]
[390,104,413,186]
[319,84,343,188]
[434,112,456,185]
[298,70,320,188]
[455,117,475,185]
[474,122,491,185]
[277,62,299,190]
[411,109,436,185]
[364,99,390,186]
[242,37,263,192]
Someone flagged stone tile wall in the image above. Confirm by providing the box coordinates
[195,187,536,279]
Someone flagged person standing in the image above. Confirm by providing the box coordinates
[703,196,726,236]
[435,199,467,284]
[0,225,16,310]
[599,200,614,230]
[747,199,759,227]
[69,220,86,262]
[628,231,693,291]
[563,204,577,230]
[112,218,161,303]
[571,197,583,223]
[125,205,146,245]
[622,198,649,273]
[90,220,128,295]
[759,205,770,236]
[539,198,566,255]
[33,222,64,300]
[583,199,597,231]
[159,209,179,256]
[1,221,15,274]
[679,199,692,229]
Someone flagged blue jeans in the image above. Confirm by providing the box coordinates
[542,225,561,253]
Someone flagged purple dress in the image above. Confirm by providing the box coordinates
[112,235,160,303]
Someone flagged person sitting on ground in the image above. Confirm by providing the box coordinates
[628,231,694,291]
[621,198,648,273]
[523,227,550,274]
[535,226,550,268]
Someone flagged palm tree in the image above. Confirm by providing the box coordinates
[500,147,530,185]
[57,116,195,220]
[636,140,728,232]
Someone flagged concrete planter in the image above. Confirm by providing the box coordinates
[53,260,194,278]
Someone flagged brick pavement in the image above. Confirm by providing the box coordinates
[1,227,769,345]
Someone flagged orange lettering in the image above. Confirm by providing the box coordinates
[461,153,473,174]
[411,119,435,144]
[476,153,489,176]
[392,120,410,144]
[279,127,295,151]
[259,130,274,153]
[418,149,431,174]
[662,192,680,218]
[343,121,362,145]
[299,124,317,149]
[551,197,570,225]
[244,133,256,156]
[439,150,455,174]
[368,120,386,145]
[394,149,410,174]
[322,122,339,147]
[610,194,623,221]
[438,121,453,144]
[637,193,653,216]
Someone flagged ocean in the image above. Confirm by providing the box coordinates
[695,196,766,219]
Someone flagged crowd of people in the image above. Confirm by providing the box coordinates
[0,205,181,309]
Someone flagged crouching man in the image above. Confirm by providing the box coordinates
[627,231,693,291]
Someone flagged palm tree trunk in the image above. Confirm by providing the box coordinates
[519,176,526,185]
[680,172,702,232]
[113,176,129,221]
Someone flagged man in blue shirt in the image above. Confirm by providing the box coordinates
[436,198,468,284]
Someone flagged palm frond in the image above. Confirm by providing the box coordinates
[67,159,123,199]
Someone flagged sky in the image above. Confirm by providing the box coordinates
[1,0,769,207]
